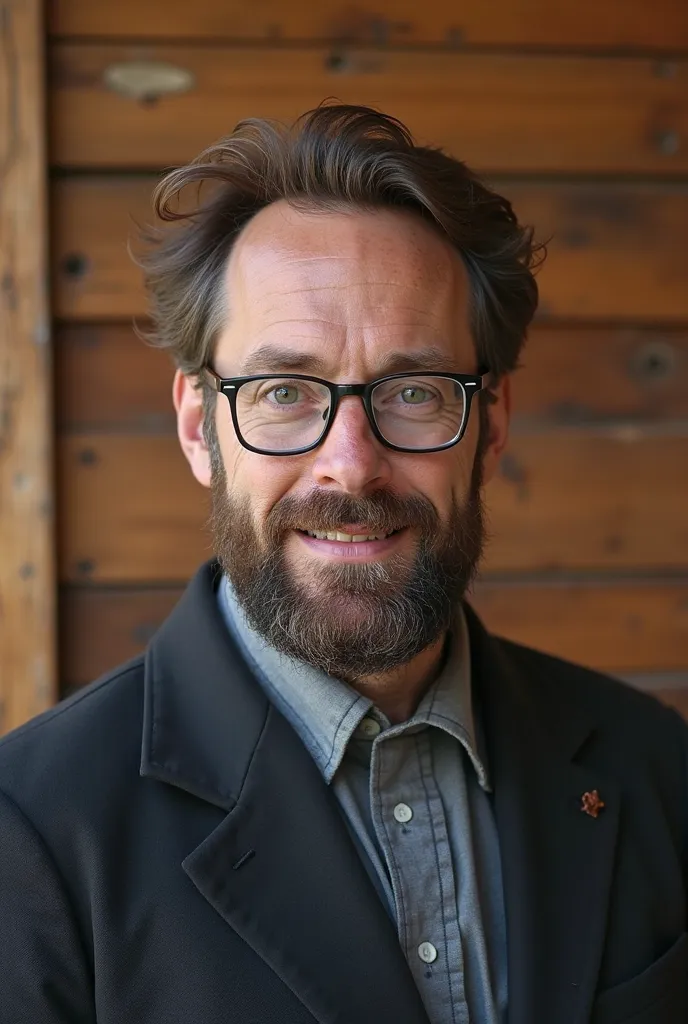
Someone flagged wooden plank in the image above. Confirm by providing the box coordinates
[514,184,688,322]
[55,323,176,432]
[57,433,688,583]
[51,178,688,324]
[60,587,180,689]
[59,580,688,691]
[58,435,212,582]
[52,178,152,321]
[514,325,688,427]
[490,433,688,572]
[55,322,688,432]
[49,44,688,175]
[0,0,56,736]
[471,581,688,673]
[48,0,688,50]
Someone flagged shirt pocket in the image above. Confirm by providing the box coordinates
[590,932,688,1024]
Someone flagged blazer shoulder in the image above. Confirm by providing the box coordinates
[496,632,688,746]
[0,655,146,806]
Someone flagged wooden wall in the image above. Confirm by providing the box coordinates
[48,0,688,719]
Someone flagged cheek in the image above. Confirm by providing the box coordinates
[399,448,473,516]
[224,446,304,520]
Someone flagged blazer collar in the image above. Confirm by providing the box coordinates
[140,560,268,810]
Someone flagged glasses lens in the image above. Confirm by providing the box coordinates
[372,376,466,450]
[235,377,331,452]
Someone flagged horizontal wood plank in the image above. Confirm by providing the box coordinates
[55,322,688,432]
[58,435,212,582]
[514,325,688,427]
[48,0,688,50]
[57,433,688,583]
[52,177,152,321]
[56,323,176,432]
[59,579,688,691]
[472,581,688,674]
[50,45,688,174]
[60,586,180,688]
[52,177,688,323]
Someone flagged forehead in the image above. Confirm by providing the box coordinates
[218,200,472,373]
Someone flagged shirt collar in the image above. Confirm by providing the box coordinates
[218,574,490,790]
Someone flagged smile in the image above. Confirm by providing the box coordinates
[300,529,398,543]
[294,527,406,561]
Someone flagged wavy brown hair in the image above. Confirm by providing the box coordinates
[137,104,544,420]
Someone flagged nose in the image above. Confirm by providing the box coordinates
[310,395,392,495]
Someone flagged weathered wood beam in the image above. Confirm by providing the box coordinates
[0,0,56,735]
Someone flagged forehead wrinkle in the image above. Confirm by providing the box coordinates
[255,316,349,329]
[264,278,443,294]
[224,204,469,354]
[273,254,360,264]
[234,238,452,290]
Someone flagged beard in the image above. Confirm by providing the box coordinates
[208,428,487,681]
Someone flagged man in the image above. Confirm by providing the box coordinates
[0,105,686,1024]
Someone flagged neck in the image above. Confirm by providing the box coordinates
[342,632,448,724]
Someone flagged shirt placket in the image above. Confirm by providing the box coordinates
[371,727,468,1024]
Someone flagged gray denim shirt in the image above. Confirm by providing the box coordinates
[218,575,507,1024]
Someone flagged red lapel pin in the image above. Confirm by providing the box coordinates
[581,790,605,818]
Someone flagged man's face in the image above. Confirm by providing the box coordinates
[175,202,510,678]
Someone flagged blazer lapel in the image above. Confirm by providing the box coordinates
[466,606,620,1024]
[142,561,429,1024]
[183,705,430,1024]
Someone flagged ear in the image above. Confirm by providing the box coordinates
[173,369,212,489]
[479,375,511,486]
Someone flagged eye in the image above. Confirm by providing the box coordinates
[267,384,299,405]
[399,385,434,405]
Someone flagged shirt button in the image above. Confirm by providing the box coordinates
[393,803,413,823]
[355,716,381,739]
[418,941,438,964]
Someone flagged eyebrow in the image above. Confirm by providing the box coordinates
[237,344,455,378]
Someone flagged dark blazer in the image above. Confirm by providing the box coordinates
[1,560,687,1024]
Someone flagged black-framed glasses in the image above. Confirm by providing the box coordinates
[202,367,490,456]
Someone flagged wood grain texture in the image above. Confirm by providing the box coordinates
[52,177,153,321]
[51,177,688,323]
[58,434,212,583]
[57,433,688,583]
[58,579,688,691]
[48,0,688,50]
[54,322,688,433]
[60,586,180,688]
[0,0,56,736]
[55,323,176,432]
[471,581,688,673]
[49,44,688,174]
[514,325,688,427]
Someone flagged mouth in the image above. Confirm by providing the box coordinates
[298,528,401,543]
[293,525,407,561]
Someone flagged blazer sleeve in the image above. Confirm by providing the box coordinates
[0,788,96,1024]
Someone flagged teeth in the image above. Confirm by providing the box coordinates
[306,530,394,543]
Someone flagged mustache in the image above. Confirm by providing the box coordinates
[265,489,441,540]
